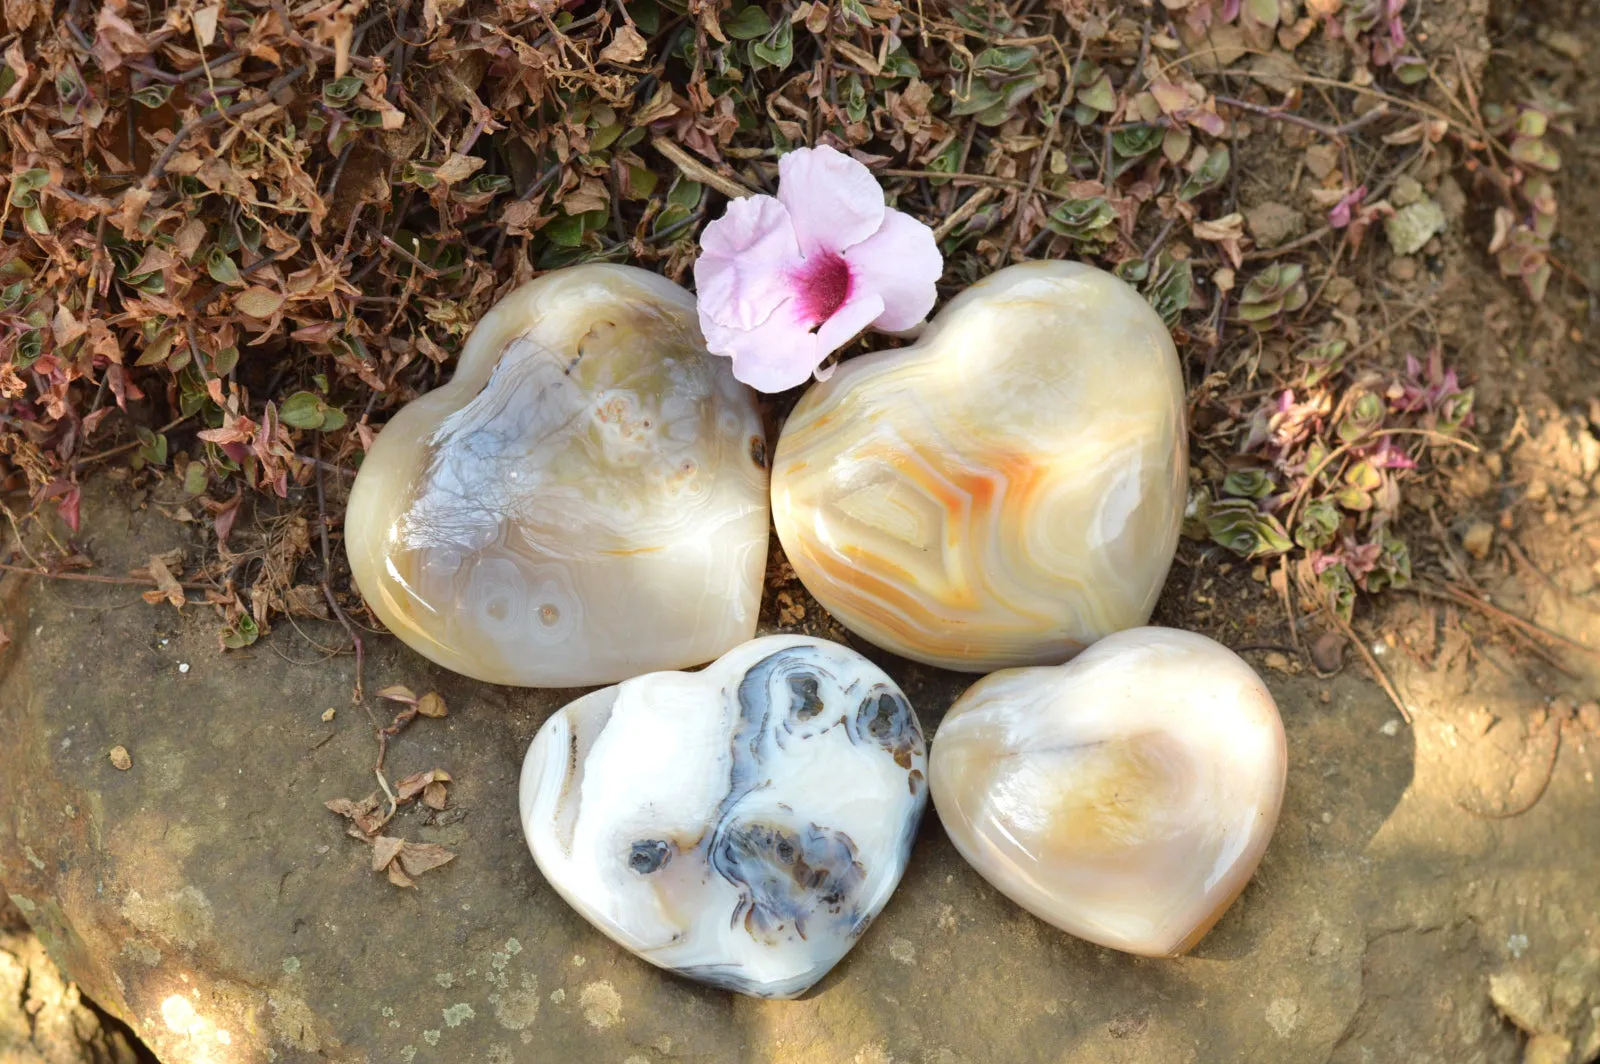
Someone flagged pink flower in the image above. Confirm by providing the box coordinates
[1328,185,1368,229]
[693,145,943,392]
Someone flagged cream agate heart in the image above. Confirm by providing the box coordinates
[929,627,1286,956]
[345,265,769,687]
[772,260,1186,672]
[519,635,928,999]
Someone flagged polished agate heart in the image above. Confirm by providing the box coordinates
[772,261,1186,672]
[345,265,769,687]
[519,635,928,998]
[929,627,1286,956]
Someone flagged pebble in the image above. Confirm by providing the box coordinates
[1462,521,1495,560]
[109,746,132,771]
[1380,720,1402,737]
[1565,700,1600,735]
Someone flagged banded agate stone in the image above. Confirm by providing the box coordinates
[519,635,928,998]
[345,265,769,687]
[929,627,1286,956]
[772,261,1186,672]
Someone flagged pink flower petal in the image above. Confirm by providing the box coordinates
[694,194,803,330]
[701,301,824,392]
[813,291,886,358]
[777,146,887,258]
[842,209,941,331]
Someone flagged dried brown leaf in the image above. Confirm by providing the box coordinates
[422,781,449,810]
[387,863,416,888]
[371,834,405,872]
[416,692,448,718]
[397,841,456,877]
[395,768,451,801]
[140,555,187,610]
[284,584,330,619]
[377,684,418,704]
[433,153,486,185]
[235,286,286,319]
[601,24,649,65]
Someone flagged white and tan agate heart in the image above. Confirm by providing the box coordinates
[772,261,1186,672]
[520,635,928,999]
[928,627,1286,957]
[345,265,770,687]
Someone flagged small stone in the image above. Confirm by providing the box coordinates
[178,663,191,674]
[1462,521,1495,560]
[1311,632,1346,674]
[1380,720,1402,737]
[1304,144,1339,180]
[1525,1033,1574,1064]
[1246,202,1306,250]
[109,746,132,771]
[1390,174,1424,208]
[320,708,336,722]
[1387,256,1418,282]
[1385,199,1447,256]
[1578,701,1600,734]
[1434,175,1468,221]
[1263,651,1292,674]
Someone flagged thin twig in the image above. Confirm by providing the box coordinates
[0,561,212,590]
[1215,95,1391,139]
[651,136,754,200]
[1505,540,1600,615]
[378,233,441,278]
[932,186,996,242]
[1326,607,1412,723]
[1415,582,1599,658]
[315,435,365,703]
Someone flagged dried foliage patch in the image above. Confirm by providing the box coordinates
[0,0,1575,654]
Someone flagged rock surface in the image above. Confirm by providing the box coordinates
[1,892,144,1064]
[1,479,1598,1064]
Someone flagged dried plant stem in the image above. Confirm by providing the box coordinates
[1216,95,1391,139]
[1326,607,1411,723]
[314,435,365,703]
[650,137,754,200]
[0,561,212,590]
[1415,582,1599,659]
[377,234,442,278]
[73,413,197,470]
[1505,539,1600,615]
[931,186,996,242]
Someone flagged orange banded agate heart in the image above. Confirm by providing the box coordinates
[771,261,1187,672]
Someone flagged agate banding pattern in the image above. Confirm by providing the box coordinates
[772,261,1187,672]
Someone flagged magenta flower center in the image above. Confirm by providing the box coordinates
[792,251,852,329]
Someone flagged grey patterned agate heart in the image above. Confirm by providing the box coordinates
[519,635,928,998]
